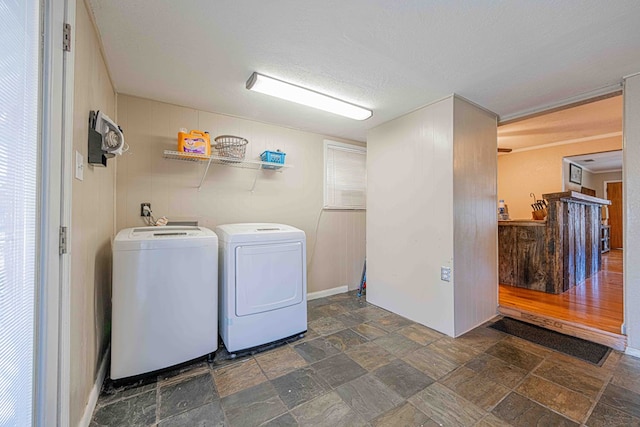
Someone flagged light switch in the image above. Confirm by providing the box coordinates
[440,266,451,282]
[75,150,84,181]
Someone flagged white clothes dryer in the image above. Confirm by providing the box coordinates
[111,226,218,380]
[215,223,307,353]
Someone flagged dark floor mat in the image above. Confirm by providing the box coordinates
[490,317,611,365]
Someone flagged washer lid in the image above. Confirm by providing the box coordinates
[114,226,218,251]
[215,223,305,243]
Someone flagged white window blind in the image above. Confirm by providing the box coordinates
[0,0,40,425]
[323,140,366,210]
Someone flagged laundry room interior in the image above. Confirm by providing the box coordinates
[35,0,640,426]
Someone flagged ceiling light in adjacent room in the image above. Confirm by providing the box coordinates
[246,72,372,121]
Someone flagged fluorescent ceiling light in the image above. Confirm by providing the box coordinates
[246,72,372,121]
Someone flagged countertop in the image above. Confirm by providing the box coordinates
[542,191,611,205]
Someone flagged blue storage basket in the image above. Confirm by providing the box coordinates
[260,150,286,169]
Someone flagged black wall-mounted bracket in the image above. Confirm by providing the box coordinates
[88,110,110,167]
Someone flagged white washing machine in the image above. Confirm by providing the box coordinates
[216,223,307,353]
[111,226,218,380]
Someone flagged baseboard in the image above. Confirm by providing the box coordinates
[307,285,349,301]
[78,345,110,427]
[625,346,640,358]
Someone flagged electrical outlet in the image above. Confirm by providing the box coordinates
[141,203,151,217]
[441,266,451,282]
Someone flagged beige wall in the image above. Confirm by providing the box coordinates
[70,1,116,425]
[498,137,622,219]
[624,74,640,352]
[592,170,623,199]
[115,94,365,294]
[562,160,596,193]
[367,95,497,337]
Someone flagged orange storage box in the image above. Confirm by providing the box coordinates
[178,130,211,157]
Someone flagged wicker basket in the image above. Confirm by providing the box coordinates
[213,135,249,161]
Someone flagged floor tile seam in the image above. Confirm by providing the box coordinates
[531,357,611,397]
[159,366,211,387]
[251,352,276,383]
[285,389,342,424]
[433,370,499,415]
[220,388,288,426]
[209,354,248,373]
[336,380,407,424]
[155,380,161,424]
[207,367,226,399]
[504,355,546,397]
[519,372,595,424]
[348,325,380,342]
[419,378,488,414]
[256,410,293,427]
[155,399,218,425]
[501,335,554,360]
[505,390,582,425]
[581,373,614,427]
[93,385,156,410]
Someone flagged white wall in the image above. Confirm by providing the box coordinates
[624,74,640,352]
[452,97,498,336]
[367,97,455,335]
[115,95,366,293]
[70,1,116,424]
[367,96,497,337]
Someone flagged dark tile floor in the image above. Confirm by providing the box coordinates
[91,291,640,426]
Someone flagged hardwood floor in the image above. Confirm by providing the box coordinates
[499,250,624,348]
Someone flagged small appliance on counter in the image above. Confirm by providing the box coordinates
[111,226,218,380]
[498,199,510,220]
[216,223,307,354]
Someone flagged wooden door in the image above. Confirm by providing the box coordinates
[607,182,623,249]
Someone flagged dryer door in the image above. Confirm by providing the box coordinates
[235,241,304,316]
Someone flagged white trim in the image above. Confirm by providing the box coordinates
[625,346,640,358]
[594,169,623,175]
[604,179,623,200]
[35,0,67,424]
[603,179,623,223]
[508,132,622,154]
[59,0,76,425]
[498,83,623,123]
[78,346,109,427]
[307,285,349,301]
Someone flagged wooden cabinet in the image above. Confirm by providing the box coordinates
[601,225,611,253]
[499,191,611,294]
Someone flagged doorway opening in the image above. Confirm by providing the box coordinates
[496,94,625,350]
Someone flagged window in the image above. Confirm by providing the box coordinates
[0,0,40,424]
[323,140,366,210]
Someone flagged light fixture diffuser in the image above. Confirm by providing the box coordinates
[246,72,372,120]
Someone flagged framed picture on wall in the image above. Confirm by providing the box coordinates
[569,163,582,185]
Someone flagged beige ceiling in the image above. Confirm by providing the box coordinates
[565,150,622,173]
[498,95,623,151]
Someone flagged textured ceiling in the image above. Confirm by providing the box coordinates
[87,0,640,142]
[497,95,623,151]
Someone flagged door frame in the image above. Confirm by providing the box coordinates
[36,0,75,424]
[604,180,623,249]
[604,179,623,201]
[496,89,626,340]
